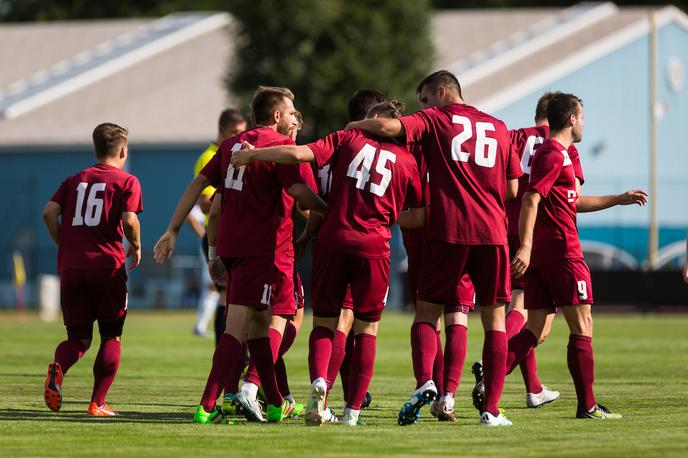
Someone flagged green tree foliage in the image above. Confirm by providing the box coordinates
[225,0,433,140]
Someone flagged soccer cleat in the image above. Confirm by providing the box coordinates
[44,362,63,412]
[266,400,296,423]
[322,407,339,423]
[194,405,232,425]
[576,403,622,420]
[87,402,118,417]
[341,408,362,426]
[304,378,328,426]
[361,391,372,409]
[526,385,561,408]
[429,400,441,418]
[221,393,239,415]
[286,398,304,418]
[437,396,457,422]
[397,380,437,426]
[480,410,512,426]
[471,360,485,413]
[233,391,266,422]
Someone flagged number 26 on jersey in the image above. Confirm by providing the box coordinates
[451,115,497,168]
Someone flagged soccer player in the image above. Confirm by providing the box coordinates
[231,110,315,421]
[191,109,247,339]
[231,100,425,426]
[347,70,521,426]
[42,123,143,417]
[153,86,325,425]
[509,92,647,419]
[472,93,561,411]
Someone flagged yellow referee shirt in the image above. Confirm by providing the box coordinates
[193,142,218,226]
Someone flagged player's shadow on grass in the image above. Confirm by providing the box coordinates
[0,409,190,424]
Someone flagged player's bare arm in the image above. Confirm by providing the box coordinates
[232,143,314,167]
[287,183,327,214]
[197,194,213,214]
[345,118,404,138]
[206,194,226,286]
[576,188,648,212]
[506,178,519,200]
[122,211,141,270]
[512,190,541,278]
[295,211,323,260]
[153,173,210,264]
[42,201,62,245]
[186,213,206,238]
[396,207,426,229]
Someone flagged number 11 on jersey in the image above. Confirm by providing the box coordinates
[225,143,246,191]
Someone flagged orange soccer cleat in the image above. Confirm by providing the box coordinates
[44,362,64,412]
[87,402,118,417]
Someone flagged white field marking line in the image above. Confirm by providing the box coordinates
[451,2,618,87]
[2,13,231,120]
[476,6,688,113]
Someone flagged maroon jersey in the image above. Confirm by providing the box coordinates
[275,163,318,257]
[527,138,583,262]
[400,103,522,245]
[50,164,143,273]
[307,128,422,258]
[400,143,430,255]
[200,127,311,258]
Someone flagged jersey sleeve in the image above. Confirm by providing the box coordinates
[121,176,144,213]
[307,130,348,168]
[527,151,563,198]
[399,109,433,145]
[50,179,68,206]
[404,161,424,208]
[194,148,218,197]
[199,148,223,189]
[568,145,585,184]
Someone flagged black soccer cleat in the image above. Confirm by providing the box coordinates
[471,360,485,413]
[361,391,372,410]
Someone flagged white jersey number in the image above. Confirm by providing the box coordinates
[451,115,498,168]
[72,182,106,226]
[225,143,246,191]
[347,144,397,197]
[520,135,545,175]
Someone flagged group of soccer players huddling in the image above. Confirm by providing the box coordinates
[42,69,647,426]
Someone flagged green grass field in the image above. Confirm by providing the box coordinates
[1,311,687,457]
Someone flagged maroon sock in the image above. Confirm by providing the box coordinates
[433,330,445,394]
[443,324,467,396]
[482,330,507,416]
[346,334,376,410]
[340,332,355,402]
[247,337,283,406]
[201,334,243,411]
[243,328,282,386]
[308,326,334,383]
[411,322,437,388]
[567,334,596,411]
[90,339,121,406]
[506,327,538,374]
[275,322,297,396]
[519,349,543,393]
[54,339,87,375]
[505,310,525,339]
[326,330,348,391]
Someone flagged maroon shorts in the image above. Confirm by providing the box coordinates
[312,245,390,322]
[60,269,128,327]
[222,255,274,311]
[271,256,296,316]
[524,257,593,310]
[508,235,525,290]
[294,271,305,311]
[417,239,511,307]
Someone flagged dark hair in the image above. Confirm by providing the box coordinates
[218,109,245,132]
[416,70,462,99]
[92,122,128,159]
[367,100,405,119]
[347,89,386,122]
[251,86,294,125]
[534,92,556,123]
[546,93,583,131]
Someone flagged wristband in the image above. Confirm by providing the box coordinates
[208,246,218,260]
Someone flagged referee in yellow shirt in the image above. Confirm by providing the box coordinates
[191,109,246,342]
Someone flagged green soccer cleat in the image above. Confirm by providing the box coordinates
[287,399,304,418]
[194,405,233,425]
[266,400,296,423]
[576,403,622,420]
